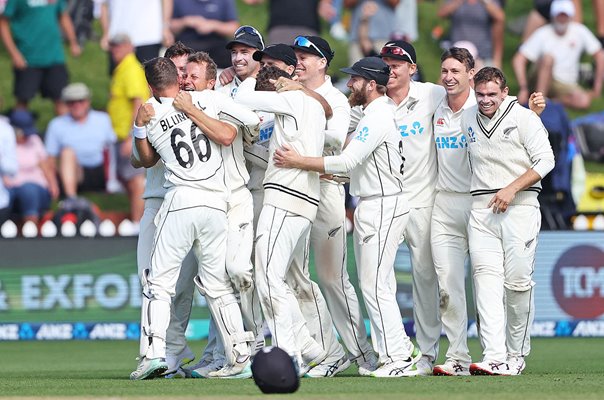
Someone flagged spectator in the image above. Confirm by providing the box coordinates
[243,0,332,45]
[512,0,604,110]
[345,0,400,65]
[99,0,174,70]
[45,83,116,201]
[5,109,58,224]
[522,0,582,41]
[169,0,239,69]
[437,0,505,68]
[107,34,147,226]
[0,0,81,116]
[0,114,17,225]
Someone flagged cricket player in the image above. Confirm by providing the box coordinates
[188,25,266,378]
[130,42,198,379]
[375,40,445,375]
[130,57,259,380]
[274,57,420,378]
[286,35,374,376]
[234,65,329,374]
[461,67,554,375]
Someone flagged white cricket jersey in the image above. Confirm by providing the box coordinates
[145,90,257,208]
[461,96,555,209]
[132,134,167,199]
[324,96,404,198]
[389,81,445,207]
[217,78,259,192]
[433,89,476,193]
[244,111,275,192]
[235,77,325,221]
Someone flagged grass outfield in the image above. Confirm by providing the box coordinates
[1,338,603,399]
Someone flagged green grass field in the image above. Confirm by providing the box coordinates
[1,338,603,399]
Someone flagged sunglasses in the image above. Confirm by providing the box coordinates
[235,25,265,49]
[293,36,327,60]
[380,45,414,63]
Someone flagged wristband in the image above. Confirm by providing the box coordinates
[132,124,147,139]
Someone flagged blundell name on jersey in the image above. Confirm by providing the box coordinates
[159,112,188,132]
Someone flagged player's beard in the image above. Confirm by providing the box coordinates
[348,82,368,107]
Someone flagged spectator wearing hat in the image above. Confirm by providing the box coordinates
[5,109,59,224]
[0,0,81,116]
[45,83,116,200]
[512,0,604,110]
[107,33,148,226]
[273,56,420,378]
[169,0,239,69]
[0,115,17,225]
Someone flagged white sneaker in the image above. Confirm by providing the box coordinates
[371,358,418,378]
[415,356,433,376]
[188,358,224,378]
[433,360,470,376]
[164,367,187,379]
[507,356,526,376]
[208,361,252,379]
[165,346,195,375]
[470,361,512,376]
[301,346,328,370]
[129,357,168,380]
[357,352,379,376]
[306,355,351,378]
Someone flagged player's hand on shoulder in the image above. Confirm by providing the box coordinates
[528,92,546,116]
[135,103,155,126]
[174,91,194,113]
[272,77,303,93]
[219,66,236,86]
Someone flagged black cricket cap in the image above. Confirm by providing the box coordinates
[253,44,298,67]
[251,346,299,394]
[379,40,417,64]
[291,35,334,65]
[226,25,264,50]
[340,56,391,86]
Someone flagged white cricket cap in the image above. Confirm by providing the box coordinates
[550,0,575,18]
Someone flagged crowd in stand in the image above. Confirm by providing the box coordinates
[0,0,603,232]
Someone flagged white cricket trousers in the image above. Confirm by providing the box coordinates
[309,181,373,361]
[431,191,472,366]
[355,194,412,364]
[403,205,441,362]
[254,205,321,359]
[146,188,229,359]
[137,197,197,358]
[468,205,539,363]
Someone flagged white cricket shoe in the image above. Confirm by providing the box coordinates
[507,356,526,376]
[129,357,168,380]
[208,360,252,379]
[415,356,433,376]
[301,345,328,370]
[433,360,471,376]
[165,346,195,375]
[357,352,379,376]
[470,361,512,376]
[371,358,419,378]
[189,358,224,378]
[306,355,351,378]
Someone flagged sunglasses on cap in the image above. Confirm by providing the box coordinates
[380,45,414,63]
[293,36,326,60]
[235,25,265,49]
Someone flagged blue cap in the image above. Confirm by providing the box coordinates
[9,109,38,136]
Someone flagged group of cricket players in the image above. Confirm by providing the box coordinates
[127,23,555,380]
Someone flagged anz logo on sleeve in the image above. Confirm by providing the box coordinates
[355,126,369,143]
[399,121,424,138]
[435,134,467,149]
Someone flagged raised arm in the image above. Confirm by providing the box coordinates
[273,77,333,119]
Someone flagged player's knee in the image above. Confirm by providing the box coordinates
[439,288,450,311]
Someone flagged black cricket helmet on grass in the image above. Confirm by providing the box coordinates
[251,346,299,394]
